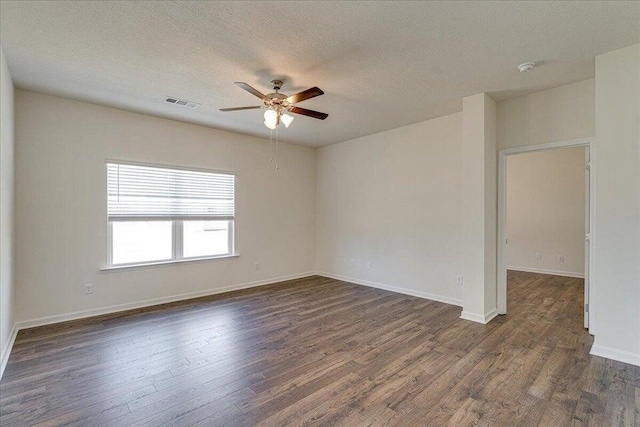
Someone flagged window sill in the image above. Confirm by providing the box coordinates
[100,254,239,272]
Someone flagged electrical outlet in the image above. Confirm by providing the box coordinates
[349,259,355,268]
[366,261,371,270]
[558,255,565,262]
[85,284,93,295]
[254,262,260,270]
[456,275,463,286]
[535,253,542,260]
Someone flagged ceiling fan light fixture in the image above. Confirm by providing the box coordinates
[281,113,294,128]
[264,109,278,122]
[264,108,279,129]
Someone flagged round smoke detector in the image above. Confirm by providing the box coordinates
[517,62,536,73]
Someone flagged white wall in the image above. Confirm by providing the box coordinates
[316,112,463,305]
[14,90,317,323]
[498,79,595,150]
[0,47,15,373]
[591,44,640,365]
[506,147,585,277]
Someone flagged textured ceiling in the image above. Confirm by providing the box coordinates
[1,1,639,147]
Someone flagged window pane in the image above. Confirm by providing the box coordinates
[112,221,172,265]
[183,220,230,258]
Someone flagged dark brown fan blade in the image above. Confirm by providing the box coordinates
[220,106,262,112]
[286,87,324,104]
[234,82,268,101]
[289,106,328,120]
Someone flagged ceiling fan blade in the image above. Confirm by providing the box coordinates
[286,87,324,104]
[234,82,268,101]
[219,106,262,112]
[289,106,328,120]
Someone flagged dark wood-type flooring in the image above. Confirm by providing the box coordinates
[1,271,638,426]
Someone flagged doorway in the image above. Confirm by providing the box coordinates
[497,138,593,333]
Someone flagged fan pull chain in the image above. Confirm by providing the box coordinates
[269,129,274,162]
[275,126,280,170]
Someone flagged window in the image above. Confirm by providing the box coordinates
[182,220,231,258]
[112,221,173,265]
[107,162,235,267]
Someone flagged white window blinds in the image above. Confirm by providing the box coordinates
[107,162,234,221]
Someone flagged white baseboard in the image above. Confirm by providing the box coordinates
[316,271,463,307]
[590,343,640,367]
[460,308,499,324]
[506,266,584,279]
[0,325,19,380]
[14,272,316,331]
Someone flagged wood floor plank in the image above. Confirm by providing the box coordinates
[1,271,639,426]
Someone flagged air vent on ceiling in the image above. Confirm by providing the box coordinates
[165,96,200,109]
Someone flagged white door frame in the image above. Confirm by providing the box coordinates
[497,137,595,334]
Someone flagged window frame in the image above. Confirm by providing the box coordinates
[106,219,235,268]
[104,160,236,270]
